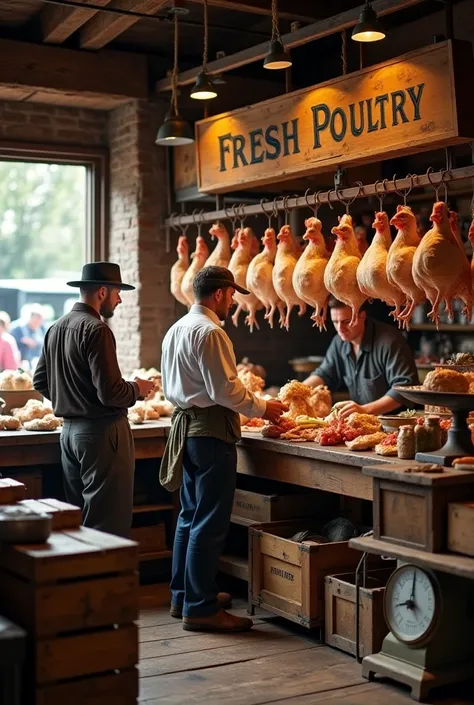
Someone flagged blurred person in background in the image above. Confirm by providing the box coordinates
[0,311,20,371]
[10,304,46,369]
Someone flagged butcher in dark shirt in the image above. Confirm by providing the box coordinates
[34,262,154,537]
[304,298,418,420]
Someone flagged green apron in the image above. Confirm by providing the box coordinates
[159,405,241,492]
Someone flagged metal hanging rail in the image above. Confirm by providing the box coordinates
[165,164,474,229]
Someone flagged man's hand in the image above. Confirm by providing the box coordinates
[262,400,288,425]
[335,400,366,421]
[21,337,37,349]
[134,377,155,400]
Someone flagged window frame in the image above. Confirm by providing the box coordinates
[0,141,108,262]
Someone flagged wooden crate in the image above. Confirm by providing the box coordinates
[249,520,377,628]
[131,523,167,553]
[448,501,474,557]
[19,498,82,530]
[325,568,393,658]
[0,526,139,704]
[12,472,42,499]
[232,488,319,525]
[36,668,138,705]
[0,477,26,504]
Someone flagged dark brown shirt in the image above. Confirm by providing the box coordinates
[33,303,138,419]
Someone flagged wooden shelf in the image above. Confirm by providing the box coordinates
[410,324,474,332]
[349,536,474,580]
[218,554,249,582]
[139,549,173,563]
[133,503,174,514]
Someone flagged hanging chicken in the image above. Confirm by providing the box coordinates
[387,205,424,328]
[272,224,307,330]
[356,212,406,322]
[246,227,285,329]
[228,227,264,331]
[412,202,472,328]
[325,214,367,326]
[292,217,330,331]
[207,221,232,268]
[180,236,210,307]
[170,235,190,307]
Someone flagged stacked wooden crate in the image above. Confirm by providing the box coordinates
[0,495,139,705]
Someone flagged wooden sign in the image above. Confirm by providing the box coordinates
[196,40,474,193]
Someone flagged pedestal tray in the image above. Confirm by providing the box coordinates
[393,386,474,465]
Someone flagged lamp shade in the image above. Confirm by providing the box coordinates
[190,71,217,100]
[351,4,385,42]
[263,38,292,70]
[155,112,194,146]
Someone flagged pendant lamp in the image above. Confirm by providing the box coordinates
[351,1,386,42]
[190,0,217,100]
[264,0,292,70]
[156,11,194,146]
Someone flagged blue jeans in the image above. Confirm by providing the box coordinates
[170,437,237,618]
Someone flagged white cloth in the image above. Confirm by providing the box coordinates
[161,304,266,418]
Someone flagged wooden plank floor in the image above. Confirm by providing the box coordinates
[137,600,474,704]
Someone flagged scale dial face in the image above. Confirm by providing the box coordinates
[384,564,441,646]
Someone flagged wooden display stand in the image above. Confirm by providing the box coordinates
[362,463,474,552]
[448,502,474,557]
[0,512,139,705]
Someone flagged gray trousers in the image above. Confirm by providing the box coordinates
[60,416,135,538]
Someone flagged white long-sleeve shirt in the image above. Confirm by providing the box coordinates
[161,304,266,419]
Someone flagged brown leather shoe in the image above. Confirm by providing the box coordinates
[182,608,253,633]
[170,592,232,619]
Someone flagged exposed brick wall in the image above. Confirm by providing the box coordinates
[0,101,108,146]
[108,99,177,375]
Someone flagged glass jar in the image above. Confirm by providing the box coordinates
[415,423,429,453]
[398,425,416,459]
[424,415,442,451]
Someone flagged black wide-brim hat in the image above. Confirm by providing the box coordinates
[67,262,135,291]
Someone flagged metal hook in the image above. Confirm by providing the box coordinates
[426,167,444,202]
[178,213,190,235]
[283,194,291,225]
[238,203,247,228]
[393,174,414,205]
[169,212,179,231]
[260,199,273,229]
[441,168,452,203]
[335,181,363,213]
[305,189,322,217]
[374,179,388,212]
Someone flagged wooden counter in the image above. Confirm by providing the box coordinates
[237,434,404,501]
[0,419,170,468]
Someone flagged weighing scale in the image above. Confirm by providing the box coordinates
[361,562,474,701]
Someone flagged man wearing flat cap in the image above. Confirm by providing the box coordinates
[160,265,287,633]
[33,262,155,537]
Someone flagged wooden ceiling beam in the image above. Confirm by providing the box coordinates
[41,0,114,44]
[0,38,148,99]
[187,0,319,23]
[156,0,426,91]
[79,0,169,50]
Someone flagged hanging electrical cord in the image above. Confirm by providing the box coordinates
[191,0,218,100]
[341,29,348,75]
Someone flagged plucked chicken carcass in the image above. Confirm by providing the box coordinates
[207,221,231,268]
[356,211,406,321]
[292,217,330,331]
[387,205,424,328]
[412,201,472,328]
[180,236,210,306]
[228,227,264,331]
[246,227,285,329]
[325,214,367,326]
[272,224,307,330]
[170,235,190,307]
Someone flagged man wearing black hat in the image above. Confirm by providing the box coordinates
[160,265,287,633]
[33,262,155,537]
